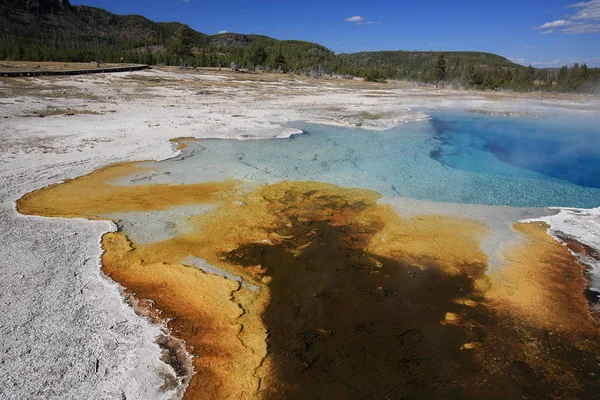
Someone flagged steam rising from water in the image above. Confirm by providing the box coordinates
[115,112,600,208]
[522,207,600,301]
[430,110,600,189]
[16,110,600,399]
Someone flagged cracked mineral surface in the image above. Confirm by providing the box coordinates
[17,148,600,399]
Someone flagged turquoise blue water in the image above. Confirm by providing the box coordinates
[127,111,600,208]
[430,111,600,189]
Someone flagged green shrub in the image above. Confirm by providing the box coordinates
[364,69,386,83]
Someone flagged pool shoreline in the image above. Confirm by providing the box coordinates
[15,130,600,397]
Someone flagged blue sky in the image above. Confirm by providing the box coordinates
[71,0,600,67]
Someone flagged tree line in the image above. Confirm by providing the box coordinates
[352,52,600,93]
[1,23,599,93]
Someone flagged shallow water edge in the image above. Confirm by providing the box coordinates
[16,132,600,398]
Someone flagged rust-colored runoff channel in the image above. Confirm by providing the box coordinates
[18,160,600,399]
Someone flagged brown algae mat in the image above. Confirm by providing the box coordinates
[18,160,600,399]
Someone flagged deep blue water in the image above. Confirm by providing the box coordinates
[125,111,600,208]
[430,111,600,189]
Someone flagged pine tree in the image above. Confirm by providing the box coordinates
[249,44,267,70]
[275,50,285,71]
[144,46,154,65]
[168,25,194,61]
[581,63,589,80]
[559,66,569,82]
[434,53,447,83]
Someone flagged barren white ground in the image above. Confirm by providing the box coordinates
[1,68,599,399]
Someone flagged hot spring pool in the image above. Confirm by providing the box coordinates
[118,110,600,208]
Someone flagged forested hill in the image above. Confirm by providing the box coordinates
[0,0,337,71]
[339,50,599,92]
[339,51,521,79]
[2,0,164,39]
[1,0,599,92]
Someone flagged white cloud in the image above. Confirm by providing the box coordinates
[562,23,600,33]
[345,16,364,22]
[344,16,381,25]
[539,20,572,29]
[530,60,562,67]
[536,0,600,34]
[530,58,600,67]
[218,30,228,34]
[510,57,599,67]
[519,45,536,49]
[569,0,600,20]
[540,29,554,34]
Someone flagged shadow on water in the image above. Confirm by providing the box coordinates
[15,129,600,398]
[223,188,600,399]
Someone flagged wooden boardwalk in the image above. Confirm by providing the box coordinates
[0,64,150,77]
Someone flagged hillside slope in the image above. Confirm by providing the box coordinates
[2,0,596,92]
[0,0,336,69]
[339,50,523,81]
[1,0,190,40]
[340,51,519,70]
[0,0,327,50]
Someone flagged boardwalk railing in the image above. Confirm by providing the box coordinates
[0,64,150,77]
